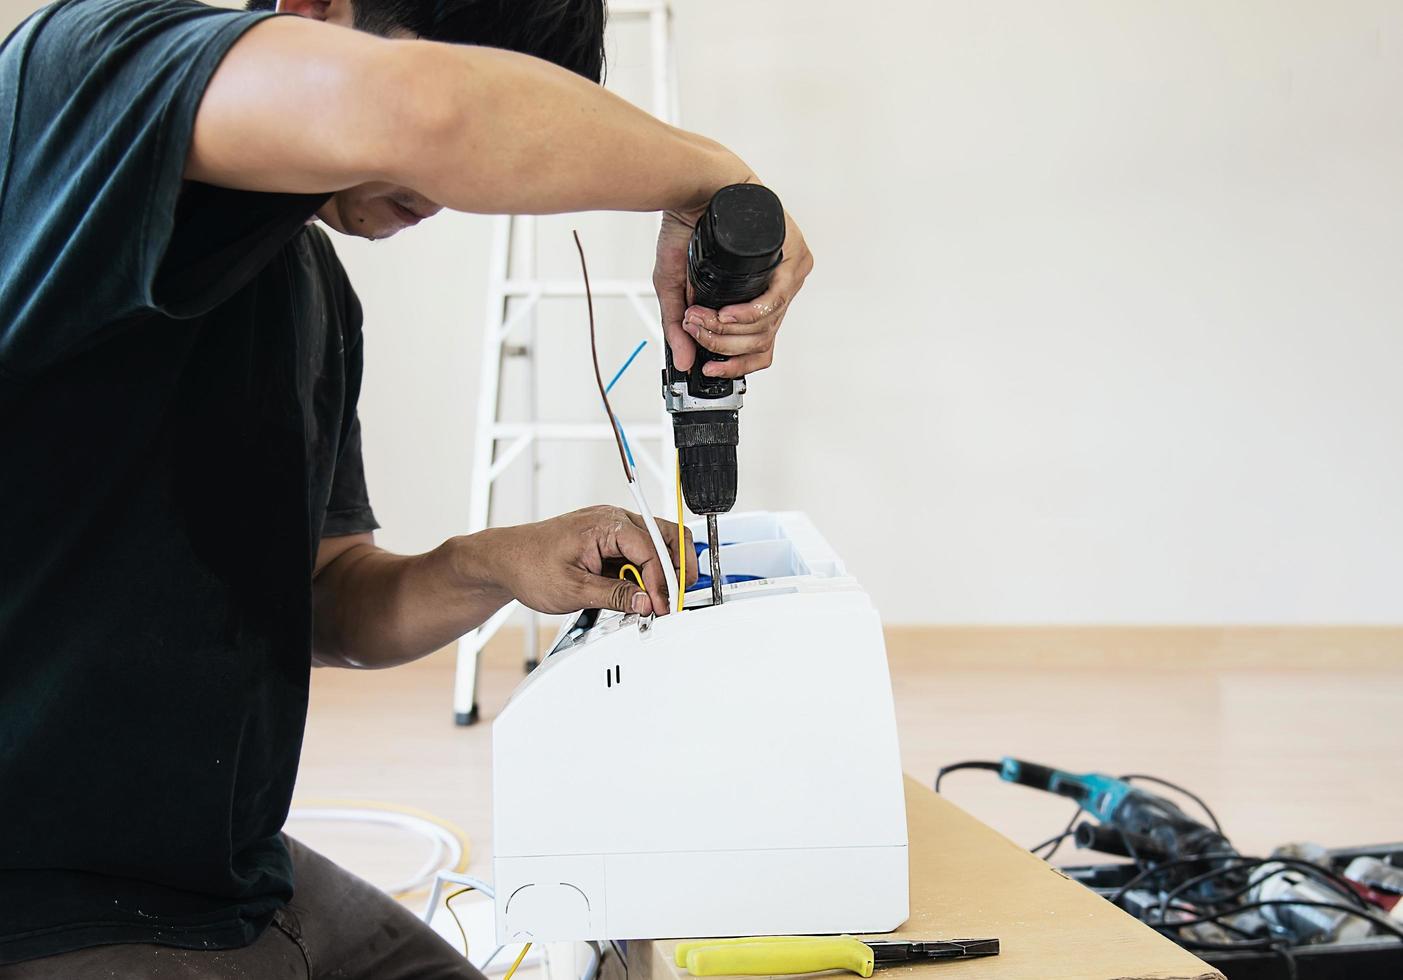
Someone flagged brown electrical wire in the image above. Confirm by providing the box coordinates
[573,229,632,481]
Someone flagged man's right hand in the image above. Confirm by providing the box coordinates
[470,506,697,619]
[656,202,813,378]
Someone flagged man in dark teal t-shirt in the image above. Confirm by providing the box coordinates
[0,0,814,974]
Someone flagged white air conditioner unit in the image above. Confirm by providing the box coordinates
[492,512,908,942]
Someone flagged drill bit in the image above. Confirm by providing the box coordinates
[707,514,723,606]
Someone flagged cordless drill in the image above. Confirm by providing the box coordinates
[663,184,785,607]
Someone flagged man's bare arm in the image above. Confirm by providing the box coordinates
[310,508,695,669]
[310,532,507,669]
[188,17,749,217]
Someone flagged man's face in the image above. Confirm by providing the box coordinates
[316,184,445,240]
[278,0,446,241]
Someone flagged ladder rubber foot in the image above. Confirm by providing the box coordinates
[525,659,540,673]
[454,705,480,727]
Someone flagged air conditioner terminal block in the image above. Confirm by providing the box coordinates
[492,511,909,942]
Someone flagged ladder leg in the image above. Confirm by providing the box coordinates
[522,215,541,675]
[452,631,483,726]
[525,613,541,673]
[454,213,513,726]
[452,601,520,725]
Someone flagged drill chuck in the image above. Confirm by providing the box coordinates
[674,413,739,514]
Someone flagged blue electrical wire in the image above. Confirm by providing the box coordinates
[605,339,648,395]
[615,420,636,470]
[604,340,647,471]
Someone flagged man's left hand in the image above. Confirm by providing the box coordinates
[478,505,697,619]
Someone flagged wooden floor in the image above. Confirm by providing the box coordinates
[292,626,1403,900]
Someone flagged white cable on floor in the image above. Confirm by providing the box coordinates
[286,806,466,897]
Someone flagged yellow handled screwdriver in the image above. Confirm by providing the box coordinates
[674,936,1000,977]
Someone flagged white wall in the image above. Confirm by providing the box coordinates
[345,0,1403,624]
[7,1,1403,623]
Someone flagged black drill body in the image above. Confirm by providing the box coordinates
[663,184,785,604]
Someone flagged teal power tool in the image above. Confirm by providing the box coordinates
[941,758,1403,952]
[996,757,1233,862]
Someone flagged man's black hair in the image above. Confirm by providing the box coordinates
[246,0,606,82]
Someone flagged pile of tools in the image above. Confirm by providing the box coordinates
[937,757,1403,978]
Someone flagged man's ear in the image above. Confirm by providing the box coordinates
[276,0,358,28]
[275,0,333,21]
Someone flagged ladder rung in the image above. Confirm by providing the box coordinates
[501,279,655,298]
[491,423,666,440]
[608,0,667,15]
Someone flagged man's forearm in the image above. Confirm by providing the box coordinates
[190,18,753,217]
[311,534,508,669]
[400,44,752,216]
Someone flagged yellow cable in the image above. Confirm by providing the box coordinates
[675,449,686,612]
[617,564,645,591]
[504,942,533,980]
[444,886,475,957]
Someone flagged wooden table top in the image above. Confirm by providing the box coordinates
[632,776,1221,980]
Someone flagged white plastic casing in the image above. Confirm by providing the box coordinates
[492,512,909,942]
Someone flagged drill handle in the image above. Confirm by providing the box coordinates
[1000,757,1134,821]
[999,758,1065,794]
[675,184,785,400]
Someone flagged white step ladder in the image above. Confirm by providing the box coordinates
[452,0,681,724]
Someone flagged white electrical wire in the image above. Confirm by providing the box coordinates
[574,230,681,615]
[628,474,680,609]
[581,941,603,980]
[286,806,465,897]
[423,870,495,924]
[478,943,508,973]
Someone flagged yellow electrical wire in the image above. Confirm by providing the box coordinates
[504,942,533,980]
[618,563,645,591]
[444,886,475,957]
[675,449,686,612]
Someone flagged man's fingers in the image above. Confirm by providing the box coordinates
[614,515,670,615]
[663,317,698,373]
[713,280,789,329]
[656,267,698,374]
[654,209,698,373]
[603,514,673,616]
[678,520,698,585]
[701,346,776,379]
[637,549,670,616]
[677,245,803,376]
[621,511,694,577]
[575,571,652,617]
[616,511,699,607]
[683,304,770,337]
[683,325,773,358]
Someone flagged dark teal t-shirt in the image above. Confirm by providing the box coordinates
[0,0,378,963]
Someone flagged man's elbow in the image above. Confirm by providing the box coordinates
[310,635,397,670]
[310,625,357,668]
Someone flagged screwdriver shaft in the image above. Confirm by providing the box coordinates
[707,514,723,606]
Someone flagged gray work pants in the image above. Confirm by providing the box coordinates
[2,837,486,980]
